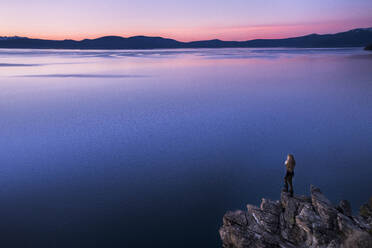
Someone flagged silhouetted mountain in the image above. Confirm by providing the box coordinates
[0,36,27,40]
[1,28,372,49]
[365,44,372,50]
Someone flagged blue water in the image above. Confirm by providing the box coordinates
[0,48,371,247]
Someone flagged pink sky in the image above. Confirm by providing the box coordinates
[1,0,372,41]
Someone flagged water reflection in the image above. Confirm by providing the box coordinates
[0,48,371,247]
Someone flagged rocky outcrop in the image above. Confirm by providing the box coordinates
[364,44,372,50]
[219,186,372,248]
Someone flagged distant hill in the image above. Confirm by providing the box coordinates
[1,28,372,49]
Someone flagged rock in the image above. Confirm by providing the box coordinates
[310,185,338,229]
[219,186,372,248]
[358,197,372,233]
[249,200,280,234]
[337,212,362,235]
[359,201,372,220]
[337,200,352,217]
[343,230,372,248]
[223,210,248,227]
[327,240,340,248]
[364,44,372,51]
[295,203,325,246]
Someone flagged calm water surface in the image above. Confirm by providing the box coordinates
[0,48,371,247]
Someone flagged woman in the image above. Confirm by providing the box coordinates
[284,154,296,197]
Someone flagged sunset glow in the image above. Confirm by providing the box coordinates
[1,0,372,41]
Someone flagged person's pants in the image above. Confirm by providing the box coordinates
[284,171,294,196]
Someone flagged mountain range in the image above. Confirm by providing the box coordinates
[1,27,372,49]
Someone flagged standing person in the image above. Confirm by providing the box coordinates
[284,154,296,197]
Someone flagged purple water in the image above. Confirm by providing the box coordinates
[0,48,371,247]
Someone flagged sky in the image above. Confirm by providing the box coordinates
[1,0,372,41]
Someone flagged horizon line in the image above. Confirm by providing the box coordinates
[1,26,372,43]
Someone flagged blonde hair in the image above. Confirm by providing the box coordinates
[285,154,296,166]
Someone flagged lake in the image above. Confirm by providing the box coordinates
[0,48,371,247]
